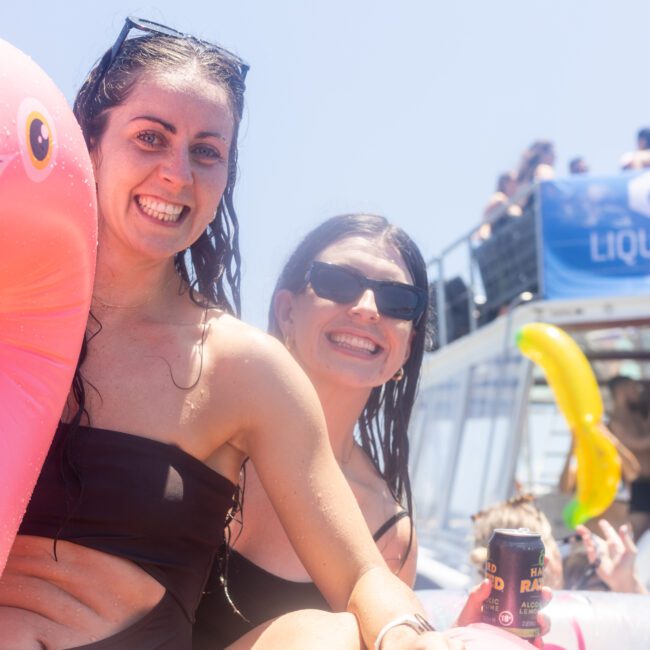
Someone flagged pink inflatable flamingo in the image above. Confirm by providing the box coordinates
[0,39,97,575]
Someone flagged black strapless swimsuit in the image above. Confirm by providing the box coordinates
[193,510,410,649]
[18,424,236,650]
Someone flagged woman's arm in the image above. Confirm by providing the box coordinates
[223,329,450,648]
[602,425,641,483]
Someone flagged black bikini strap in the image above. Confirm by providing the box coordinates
[372,510,410,542]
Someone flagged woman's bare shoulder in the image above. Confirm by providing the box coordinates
[205,311,292,369]
[195,312,320,459]
[202,312,318,424]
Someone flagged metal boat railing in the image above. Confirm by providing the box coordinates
[428,185,537,349]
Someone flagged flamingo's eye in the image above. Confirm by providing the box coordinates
[17,98,57,182]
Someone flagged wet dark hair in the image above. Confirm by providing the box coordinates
[74,32,245,313]
[268,213,431,562]
[59,30,247,530]
[69,31,246,416]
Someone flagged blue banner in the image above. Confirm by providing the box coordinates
[539,171,650,299]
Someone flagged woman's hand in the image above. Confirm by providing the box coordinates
[576,520,647,594]
[454,579,491,626]
[454,579,552,648]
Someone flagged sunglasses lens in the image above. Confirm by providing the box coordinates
[311,265,362,303]
[310,263,424,322]
[375,286,421,320]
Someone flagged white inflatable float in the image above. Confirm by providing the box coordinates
[419,589,650,649]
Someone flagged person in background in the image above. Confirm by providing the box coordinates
[479,171,523,239]
[194,214,430,647]
[516,140,555,186]
[569,156,589,175]
[574,519,648,594]
[620,127,650,170]
[608,376,650,541]
[559,423,640,495]
[470,495,647,594]
[470,495,564,590]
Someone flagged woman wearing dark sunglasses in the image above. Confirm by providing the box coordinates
[0,18,471,650]
[194,214,465,647]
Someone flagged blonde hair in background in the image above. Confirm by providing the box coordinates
[469,495,557,578]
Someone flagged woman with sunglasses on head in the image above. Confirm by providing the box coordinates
[194,213,432,648]
[0,18,471,650]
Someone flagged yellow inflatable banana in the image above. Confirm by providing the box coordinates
[516,323,621,528]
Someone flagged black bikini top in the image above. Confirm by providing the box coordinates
[19,424,236,622]
[192,510,410,649]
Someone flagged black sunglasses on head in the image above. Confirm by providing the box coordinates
[305,261,427,323]
[89,16,249,100]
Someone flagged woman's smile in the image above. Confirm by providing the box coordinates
[326,330,382,356]
[136,194,187,224]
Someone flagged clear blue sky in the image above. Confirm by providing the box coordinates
[3,1,649,327]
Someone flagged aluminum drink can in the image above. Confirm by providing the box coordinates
[481,528,544,641]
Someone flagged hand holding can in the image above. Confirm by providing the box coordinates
[481,528,545,642]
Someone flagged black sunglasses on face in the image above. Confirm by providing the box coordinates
[305,261,427,323]
[90,16,249,100]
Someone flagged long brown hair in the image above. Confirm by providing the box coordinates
[57,29,247,532]
[74,32,245,314]
[268,213,431,563]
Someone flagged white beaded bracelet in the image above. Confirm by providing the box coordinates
[374,613,435,649]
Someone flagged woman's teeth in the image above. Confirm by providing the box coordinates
[329,333,379,354]
[137,196,184,222]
